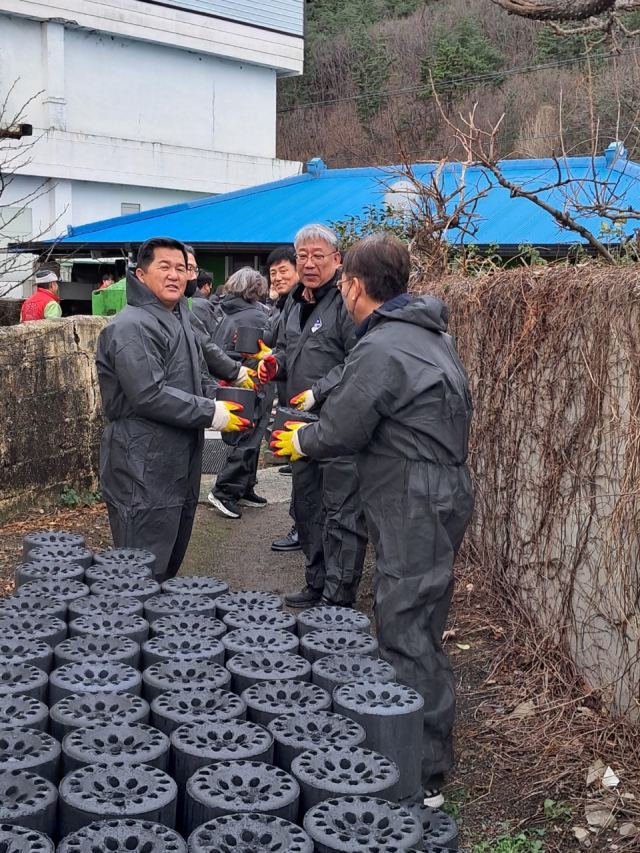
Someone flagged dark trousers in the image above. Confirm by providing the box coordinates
[106,498,198,584]
[214,388,274,502]
[363,458,474,785]
[291,456,367,605]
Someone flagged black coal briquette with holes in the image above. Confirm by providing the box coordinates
[0,822,54,853]
[161,577,228,599]
[150,614,226,641]
[0,663,48,703]
[242,680,331,727]
[142,660,230,703]
[404,803,459,850]
[49,692,150,741]
[0,695,48,733]
[0,638,52,673]
[291,745,400,813]
[333,681,424,801]
[140,636,224,669]
[226,651,311,696]
[187,813,313,853]
[150,688,246,736]
[68,596,143,621]
[0,768,58,838]
[268,711,366,773]
[299,630,378,664]
[68,615,149,647]
[26,546,92,569]
[57,818,186,853]
[93,550,156,570]
[0,596,67,623]
[49,663,142,705]
[22,531,86,561]
[14,580,89,604]
[0,616,66,650]
[84,564,153,585]
[311,654,396,695]
[61,722,170,774]
[222,628,299,661]
[143,595,216,625]
[89,578,161,603]
[184,760,299,834]
[296,607,371,638]
[303,795,422,853]
[0,727,60,782]
[14,561,84,589]
[214,591,283,619]
[58,762,177,836]
[54,636,140,670]
[223,607,297,635]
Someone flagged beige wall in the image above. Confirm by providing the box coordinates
[0,317,107,520]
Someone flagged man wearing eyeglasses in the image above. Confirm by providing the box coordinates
[258,224,367,608]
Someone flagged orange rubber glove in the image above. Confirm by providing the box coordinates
[258,355,278,385]
[270,421,307,461]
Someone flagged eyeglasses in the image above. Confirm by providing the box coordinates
[187,264,199,275]
[337,277,354,290]
[295,252,336,265]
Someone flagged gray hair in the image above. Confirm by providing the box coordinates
[294,224,340,252]
[223,267,267,303]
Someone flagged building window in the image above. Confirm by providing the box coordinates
[121,203,141,216]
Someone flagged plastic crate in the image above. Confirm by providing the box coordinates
[92,279,127,316]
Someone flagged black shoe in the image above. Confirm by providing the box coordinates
[239,492,267,508]
[279,465,293,476]
[207,493,242,519]
[284,585,322,608]
[320,597,353,608]
[271,526,301,552]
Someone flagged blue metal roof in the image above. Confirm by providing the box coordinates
[51,144,640,251]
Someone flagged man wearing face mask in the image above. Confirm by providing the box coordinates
[96,237,250,583]
[272,233,474,810]
[259,224,367,608]
[185,246,256,391]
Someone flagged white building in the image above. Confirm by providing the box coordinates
[0,0,304,298]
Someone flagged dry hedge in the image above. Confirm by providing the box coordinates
[422,266,640,718]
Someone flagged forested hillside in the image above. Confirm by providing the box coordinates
[276,0,640,165]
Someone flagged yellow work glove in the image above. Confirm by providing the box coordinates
[212,401,251,433]
[271,421,307,461]
[290,390,316,412]
[246,340,272,361]
[233,366,258,391]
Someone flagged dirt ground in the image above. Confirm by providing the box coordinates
[1,480,638,853]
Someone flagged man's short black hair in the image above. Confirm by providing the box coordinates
[197,270,213,289]
[101,272,114,283]
[184,244,195,258]
[267,246,296,268]
[342,233,410,302]
[136,238,188,271]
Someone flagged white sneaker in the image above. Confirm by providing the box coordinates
[207,493,242,519]
[423,788,444,808]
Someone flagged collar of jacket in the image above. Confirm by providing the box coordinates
[275,292,290,311]
[36,287,60,304]
[356,293,413,339]
[291,271,339,306]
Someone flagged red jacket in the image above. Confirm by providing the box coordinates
[21,288,60,322]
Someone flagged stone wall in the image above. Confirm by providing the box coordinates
[428,266,640,718]
[0,317,107,520]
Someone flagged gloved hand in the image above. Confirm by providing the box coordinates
[270,421,307,461]
[233,366,258,391]
[258,355,278,385]
[245,340,272,360]
[212,401,251,433]
[290,390,315,412]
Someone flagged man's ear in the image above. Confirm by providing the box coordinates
[135,267,145,283]
[352,277,365,300]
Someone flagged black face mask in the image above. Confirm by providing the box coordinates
[185,278,198,298]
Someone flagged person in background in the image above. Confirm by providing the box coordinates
[265,245,301,553]
[21,269,62,321]
[191,270,219,335]
[99,273,115,290]
[207,267,272,519]
[271,233,474,809]
[96,237,250,583]
[259,224,368,608]
[186,249,256,390]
